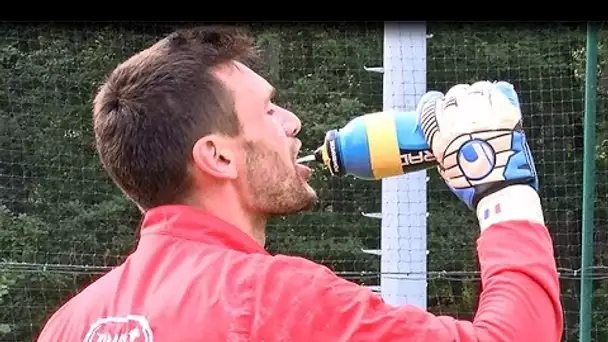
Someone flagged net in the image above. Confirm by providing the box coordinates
[0,21,604,342]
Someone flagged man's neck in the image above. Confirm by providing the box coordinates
[248,213,267,246]
[185,195,267,247]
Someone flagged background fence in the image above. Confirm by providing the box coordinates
[0,21,606,342]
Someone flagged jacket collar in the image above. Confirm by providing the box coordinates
[138,204,269,255]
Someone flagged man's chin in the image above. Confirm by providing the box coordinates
[268,189,318,217]
[302,181,317,195]
[301,183,318,207]
[286,197,317,215]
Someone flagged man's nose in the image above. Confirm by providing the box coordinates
[280,108,301,137]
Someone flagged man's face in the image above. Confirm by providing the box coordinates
[215,61,317,216]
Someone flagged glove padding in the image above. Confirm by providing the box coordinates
[416,81,538,209]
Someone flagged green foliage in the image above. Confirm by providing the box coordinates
[0,22,606,342]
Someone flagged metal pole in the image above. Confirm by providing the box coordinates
[579,21,599,342]
[381,22,428,308]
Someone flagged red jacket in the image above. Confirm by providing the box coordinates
[37,203,562,342]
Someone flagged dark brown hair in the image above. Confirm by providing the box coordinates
[92,25,260,210]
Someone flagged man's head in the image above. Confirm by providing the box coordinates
[92,26,317,221]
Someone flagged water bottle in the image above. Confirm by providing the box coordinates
[309,110,438,180]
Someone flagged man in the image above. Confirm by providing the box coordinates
[37,25,563,341]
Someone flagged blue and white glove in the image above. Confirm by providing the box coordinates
[416,81,539,211]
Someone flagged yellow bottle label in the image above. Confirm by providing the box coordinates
[362,111,404,179]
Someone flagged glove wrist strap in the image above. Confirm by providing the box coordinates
[476,184,544,232]
[471,179,531,209]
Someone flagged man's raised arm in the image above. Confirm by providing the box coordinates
[251,185,561,342]
[251,81,562,342]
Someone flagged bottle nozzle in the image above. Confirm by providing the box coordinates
[313,145,324,163]
[296,130,341,175]
[296,154,316,164]
[296,146,326,165]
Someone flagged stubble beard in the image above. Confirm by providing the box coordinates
[244,142,317,216]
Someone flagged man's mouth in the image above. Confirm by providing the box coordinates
[295,162,312,181]
[293,139,313,181]
[294,148,312,181]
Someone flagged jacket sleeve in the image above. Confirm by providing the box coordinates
[251,185,563,342]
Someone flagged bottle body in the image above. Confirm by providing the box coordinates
[315,110,438,180]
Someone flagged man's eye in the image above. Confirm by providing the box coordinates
[266,109,275,115]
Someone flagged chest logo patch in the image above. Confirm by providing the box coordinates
[83,314,153,342]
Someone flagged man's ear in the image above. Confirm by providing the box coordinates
[192,136,238,180]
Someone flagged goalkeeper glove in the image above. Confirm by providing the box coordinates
[416,81,538,210]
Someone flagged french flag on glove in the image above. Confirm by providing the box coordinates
[483,203,502,220]
[476,185,545,231]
